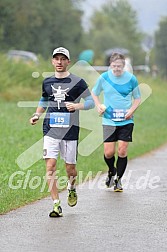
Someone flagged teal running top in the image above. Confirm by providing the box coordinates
[92,70,141,126]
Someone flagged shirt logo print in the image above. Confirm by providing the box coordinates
[51,85,69,109]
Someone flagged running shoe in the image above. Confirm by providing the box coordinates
[114,179,123,192]
[49,201,63,217]
[105,172,115,188]
[68,189,77,207]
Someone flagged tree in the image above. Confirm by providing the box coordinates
[155,17,167,77]
[86,0,143,65]
[0,0,84,59]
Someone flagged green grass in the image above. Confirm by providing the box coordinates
[128,76,167,157]
[0,60,167,214]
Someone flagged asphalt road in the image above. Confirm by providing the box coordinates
[1,144,167,252]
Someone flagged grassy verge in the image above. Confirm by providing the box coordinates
[0,75,167,214]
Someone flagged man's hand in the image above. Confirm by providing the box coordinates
[125,109,133,120]
[97,104,106,116]
[30,113,39,125]
[65,102,76,111]
[65,102,84,111]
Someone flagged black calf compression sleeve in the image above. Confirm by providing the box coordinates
[104,155,116,176]
[116,156,127,179]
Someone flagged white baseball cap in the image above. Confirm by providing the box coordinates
[52,47,70,60]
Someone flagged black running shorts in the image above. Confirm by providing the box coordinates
[103,123,134,142]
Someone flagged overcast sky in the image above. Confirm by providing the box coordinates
[81,0,167,34]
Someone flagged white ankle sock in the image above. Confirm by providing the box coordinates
[53,199,60,204]
[67,181,76,190]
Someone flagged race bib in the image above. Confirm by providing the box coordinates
[49,112,70,127]
[111,109,126,121]
[104,108,127,121]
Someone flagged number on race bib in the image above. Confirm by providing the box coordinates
[103,107,127,121]
[50,112,70,127]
